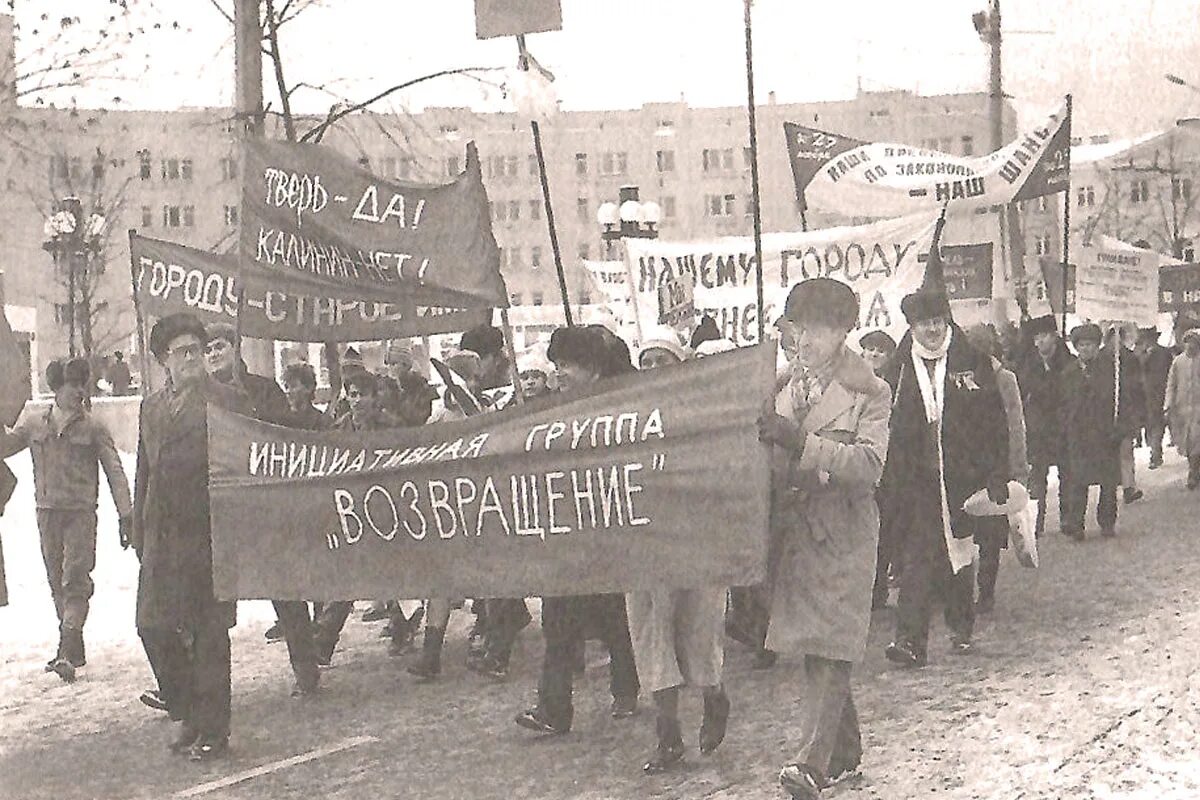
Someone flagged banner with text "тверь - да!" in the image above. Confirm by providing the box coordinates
[131,233,489,341]
[239,138,508,311]
[208,344,775,601]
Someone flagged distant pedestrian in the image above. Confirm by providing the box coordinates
[0,357,132,683]
[1017,315,1072,538]
[1137,327,1173,469]
[1059,324,1139,539]
[108,351,131,396]
[1166,329,1200,488]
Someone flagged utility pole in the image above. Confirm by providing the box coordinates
[986,0,1003,152]
[233,0,273,375]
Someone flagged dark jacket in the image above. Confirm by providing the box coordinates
[283,403,330,431]
[1140,343,1173,423]
[1017,344,1073,465]
[133,376,250,631]
[1059,351,1140,487]
[219,361,289,425]
[881,325,1009,539]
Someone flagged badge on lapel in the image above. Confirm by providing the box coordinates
[949,370,980,391]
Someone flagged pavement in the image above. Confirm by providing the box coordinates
[2,448,1200,799]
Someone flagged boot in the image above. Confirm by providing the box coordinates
[699,687,731,755]
[643,715,685,774]
[62,627,86,668]
[407,626,445,680]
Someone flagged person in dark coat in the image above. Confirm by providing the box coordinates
[134,313,251,761]
[203,324,321,696]
[881,277,1009,668]
[108,351,132,396]
[514,325,640,736]
[1137,327,1173,469]
[859,330,899,610]
[1103,326,1146,504]
[1017,315,1073,538]
[1060,324,1140,540]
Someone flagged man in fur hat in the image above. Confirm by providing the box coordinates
[515,325,640,735]
[1059,323,1139,539]
[880,247,1009,667]
[0,357,132,682]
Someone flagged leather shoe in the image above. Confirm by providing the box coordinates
[885,641,926,667]
[514,708,569,735]
[140,689,169,712]
[699,689,730,755]
[610,695,638,719]
[779,763,823,799]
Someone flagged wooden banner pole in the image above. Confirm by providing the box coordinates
[126,229,153,394]
[743,0,767,344]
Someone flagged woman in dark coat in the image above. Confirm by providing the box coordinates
[133,313,249,761]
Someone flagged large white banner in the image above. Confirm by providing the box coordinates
[1075,236,1160,325]
[622,214,943,345]
[785,101,1071,217]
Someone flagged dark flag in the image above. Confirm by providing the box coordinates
[475,0,562,39]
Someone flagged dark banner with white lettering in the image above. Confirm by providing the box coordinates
[239,139,508,310]
[208,345,775,600]
[131,234,489,341]
[783,100,1070,217]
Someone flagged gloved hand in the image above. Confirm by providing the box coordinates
[118,515,133,550]
[757,411,802,452]
[987,479,1010,506]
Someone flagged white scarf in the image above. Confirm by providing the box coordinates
[910,327,952,423]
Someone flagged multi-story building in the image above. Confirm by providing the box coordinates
[0,17,1017,388]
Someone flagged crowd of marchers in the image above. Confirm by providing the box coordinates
[6,272,1200,799]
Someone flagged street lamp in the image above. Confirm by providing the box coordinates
[42,196,106,359]
[597,186,660,256]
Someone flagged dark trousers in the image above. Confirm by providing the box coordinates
[871,490,898,607]
[727,585,771,649]
[140,618,231,739]
[485,598,532,668]
[895,525,975,655]
[975,517,1007,604]
[1029,460,1066,537]
[537,594,639,730]
[1146,420,1166,464]
[35,509,97,633]
[313,600,355,647]
[272,600,318,687]
[793,656,862,782]
[1063,481,1118,532]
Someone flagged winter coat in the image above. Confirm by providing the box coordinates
[995,360,1028,480]
[765,346,890,663]
[1059,352,1139,487]
[1017,345,1072,465]
[133,377,250,631]
[881,326,1009,549]
[1166,352,1200,457]
[1141,344,1173,424]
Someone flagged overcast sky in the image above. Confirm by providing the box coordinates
[16,0,1200,139]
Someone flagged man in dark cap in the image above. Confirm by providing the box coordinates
[515,325,640,736]
[880,240,1009,667]
[1059,323,1139,540]
[1017,315,1072,538]
[0,357,132,682]
[134,313,250,760]
[1136,327,1173,469]
[858,330,897,378]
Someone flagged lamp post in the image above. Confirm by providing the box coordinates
[596,186,661,257]
[42,197,105,359]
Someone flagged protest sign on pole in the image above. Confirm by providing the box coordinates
[208,344,775,600]
[475,0,562,39]
[132,233,488,341]
[239,138,507,310]
[623,214,942,345]
[784,99,1071,217]
[1073,236,1160,325]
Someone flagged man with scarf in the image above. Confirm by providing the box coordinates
[134,313,251,761]
[881,249,1009,667]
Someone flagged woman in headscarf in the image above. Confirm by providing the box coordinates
[756,279,891,800]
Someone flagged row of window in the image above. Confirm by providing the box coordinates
[137,204,240,229]
[50,153,240,184]
[506,290,594,307]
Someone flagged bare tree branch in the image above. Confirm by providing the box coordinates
[300,67,505,143]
